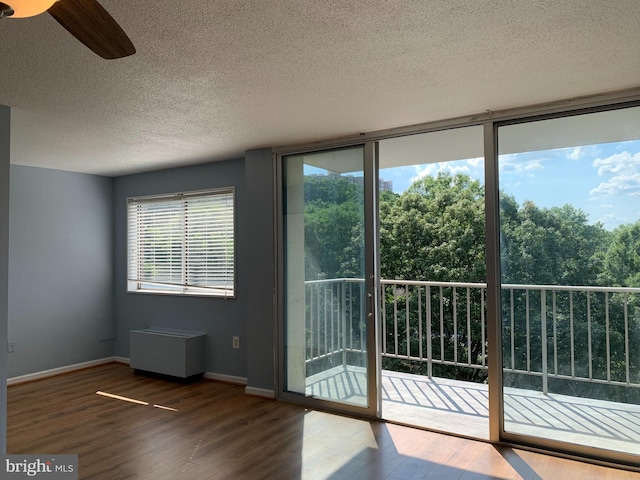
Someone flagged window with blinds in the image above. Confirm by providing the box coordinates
[127,188,235,297]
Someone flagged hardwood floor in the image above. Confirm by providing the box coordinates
[7,363,640,479]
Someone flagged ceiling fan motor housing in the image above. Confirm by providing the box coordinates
[2,0,58,18]
[0,2,15,18]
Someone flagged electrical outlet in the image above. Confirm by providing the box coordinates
[232,336,240,349]
[7,341,14,353]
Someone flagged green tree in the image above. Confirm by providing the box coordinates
[500,200,609,286]
[303,175,364,279]
[602,220,640,287]
[380,172,485,282]
[599,220,640,391]
[379,172,486,380]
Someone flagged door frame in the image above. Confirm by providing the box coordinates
[275,141,381,419]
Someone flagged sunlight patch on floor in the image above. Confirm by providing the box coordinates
[95,391,179,412]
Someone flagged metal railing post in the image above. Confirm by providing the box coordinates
[426,285,433,378]
[541,290,548,395]
[342,279,347,367]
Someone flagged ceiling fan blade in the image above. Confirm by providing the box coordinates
[48,0,135,59]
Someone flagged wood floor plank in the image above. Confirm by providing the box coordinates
[7,363,640,479]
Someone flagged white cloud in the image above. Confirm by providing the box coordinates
[499,153,547,176]
[598,213,628,228]
[447,164,471,174]
[593,151,640,173]
[590,174,640,196]
[466,157,484,167]
[566,145,599,161]
[616,140,638,150]
[568,147,583,160]
[524,161,544,171]
[412,163,435,181]
[589,151,640,197]
[410,162,471,184]
[600,213,627,222]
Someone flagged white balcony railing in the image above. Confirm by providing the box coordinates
[304,278,640,394]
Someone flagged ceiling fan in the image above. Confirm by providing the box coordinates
[0,0,135,59]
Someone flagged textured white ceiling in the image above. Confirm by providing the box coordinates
[1,0,639,176]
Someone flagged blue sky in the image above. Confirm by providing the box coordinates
[380,139,640,230]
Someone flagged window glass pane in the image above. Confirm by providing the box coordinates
[498,106,640,457]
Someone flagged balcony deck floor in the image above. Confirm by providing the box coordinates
[305,366,640,456]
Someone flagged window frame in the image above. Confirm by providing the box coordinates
[126,187,236,298]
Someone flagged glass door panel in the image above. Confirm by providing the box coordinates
[378,126,488,439]
[498,106,640,458]
[283,146,370,408]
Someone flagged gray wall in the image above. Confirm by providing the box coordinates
[4,147,277,393]
[245,149,275,391]
[1,146,278,449]
[0,106,11,453]
[8,165,115,378]
[113,158,249,379]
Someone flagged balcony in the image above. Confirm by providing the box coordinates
[303,278,640,455]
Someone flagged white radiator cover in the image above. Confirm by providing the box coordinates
[130,327,206,378]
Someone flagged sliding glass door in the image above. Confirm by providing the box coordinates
[497,106,640,459]
[277,99,640,466]
[281,145,379,415]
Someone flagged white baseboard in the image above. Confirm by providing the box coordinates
[203,373,275,398]
[8,359,273,400]
[203,372,247,385]
[244,386,275,399]
[7,357,115,386]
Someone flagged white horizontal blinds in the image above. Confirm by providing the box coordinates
[127,188,235,297]
[184,193,234,294]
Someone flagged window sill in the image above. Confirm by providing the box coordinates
[126,289,235,299]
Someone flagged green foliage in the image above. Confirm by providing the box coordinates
[380,172,485,282]
[601,220,640,287]
[302,170,640,397]
[500,199,610,286]
[303,175,364,279]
